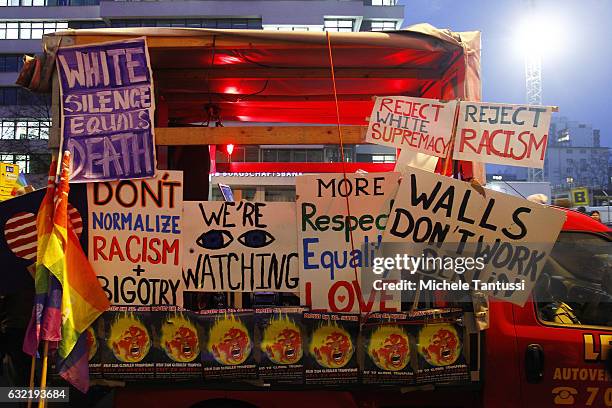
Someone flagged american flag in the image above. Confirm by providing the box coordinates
[4,204,83,261]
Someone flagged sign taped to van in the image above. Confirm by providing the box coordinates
[57,37,156,182]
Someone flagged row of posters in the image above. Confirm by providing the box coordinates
[84,307,470,387]
[365,96,554,169]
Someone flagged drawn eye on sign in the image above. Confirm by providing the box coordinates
[196,230,234,250]
[237,229,275,249]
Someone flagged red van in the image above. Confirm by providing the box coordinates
[111,208,611,408]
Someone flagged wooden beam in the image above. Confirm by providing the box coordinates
[155,68,442,80]
[155,126,367,145]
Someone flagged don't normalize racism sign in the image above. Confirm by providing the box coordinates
[88,171,183,306]
[57,37,156,182]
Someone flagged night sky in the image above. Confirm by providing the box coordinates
[399,0,612,145]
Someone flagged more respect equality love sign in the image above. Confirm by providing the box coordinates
[87,171,183,306]
[296,172,401,313]
[382,166,566,306]
[365,96,458,158]
[57,37,156,182]
[453,101,554,168]
[182,201,299,292]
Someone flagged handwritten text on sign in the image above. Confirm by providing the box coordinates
[88,171,183,306]
[297,173,401,313]
[183,201,299,292]
[383,167,565,306]
[453,102,553,168]
[365,97,458,158]
[57,37,156,182]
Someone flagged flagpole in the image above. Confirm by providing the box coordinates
[38,340,49,408]
[27,354,36,408]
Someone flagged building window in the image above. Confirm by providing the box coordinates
[0,87,50,105]
[370,20,398,31]
[1,0,99,5]
[1,119,50,140]
[0,21,68,39]
[263,25,323,32]
[0,153,29,172]
[0,153,50,173]
[68,20,107,29]
[371,0,397,5]
[566,149,572,154]
[110,19,262,30]
[324,19,355,32]
[0,54,22,72]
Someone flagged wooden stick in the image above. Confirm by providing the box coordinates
[27,354,36,408]
[38,341,49,408]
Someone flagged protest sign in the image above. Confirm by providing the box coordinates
[296,172,401,313]
[57,38,156,182]
[394,149,437,175]
[199,308,257,381]
[361,312,415,385]
[88,171,183,306]
[303,312,359,386]
[415,322,469,384]
[365,97,458,158]
[0,162,19,201]
[255,307,305,385]
[383,166,566,305]
[182,201,299,292]
[453,102,553,168]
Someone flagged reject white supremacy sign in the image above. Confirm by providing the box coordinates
[365,96,458,158]
[383,166,566,305]
[182,201,299,292]
[297,172,401,312]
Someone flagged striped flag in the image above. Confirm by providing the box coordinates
[24,152,110,393]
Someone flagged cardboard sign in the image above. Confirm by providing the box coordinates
[383,166,566,305]
[0,162,19,201]
[88,171,183,306]
[365,97,458,158]
[453,102,553,168]
[182,201,299,292]
[296,172,400,313]
[57,38,156,182]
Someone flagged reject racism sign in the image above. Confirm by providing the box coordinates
[365,97,458,158]
[182,201,299,292]
[297,172,401,313]
[88,171,183,306]
[383,167,566,305]
[453,102,553,168]
[57,37,156,182]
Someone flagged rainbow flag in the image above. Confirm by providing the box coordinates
[24,152,110,392]
[23,159,63,355]
[11,172,28,196]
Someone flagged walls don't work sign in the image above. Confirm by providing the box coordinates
[57,37,156,182]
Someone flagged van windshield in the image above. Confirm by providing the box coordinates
[535,232,612,328]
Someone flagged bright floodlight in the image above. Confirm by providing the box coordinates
[516,14,563,57]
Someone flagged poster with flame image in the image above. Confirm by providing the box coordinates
[415,323,469,384]
[107,313,152,363]
[160,313,200,363]
[200,309,257,380]
[255,307,305,384]
[303,312,359,385]
[361,313,415,385]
